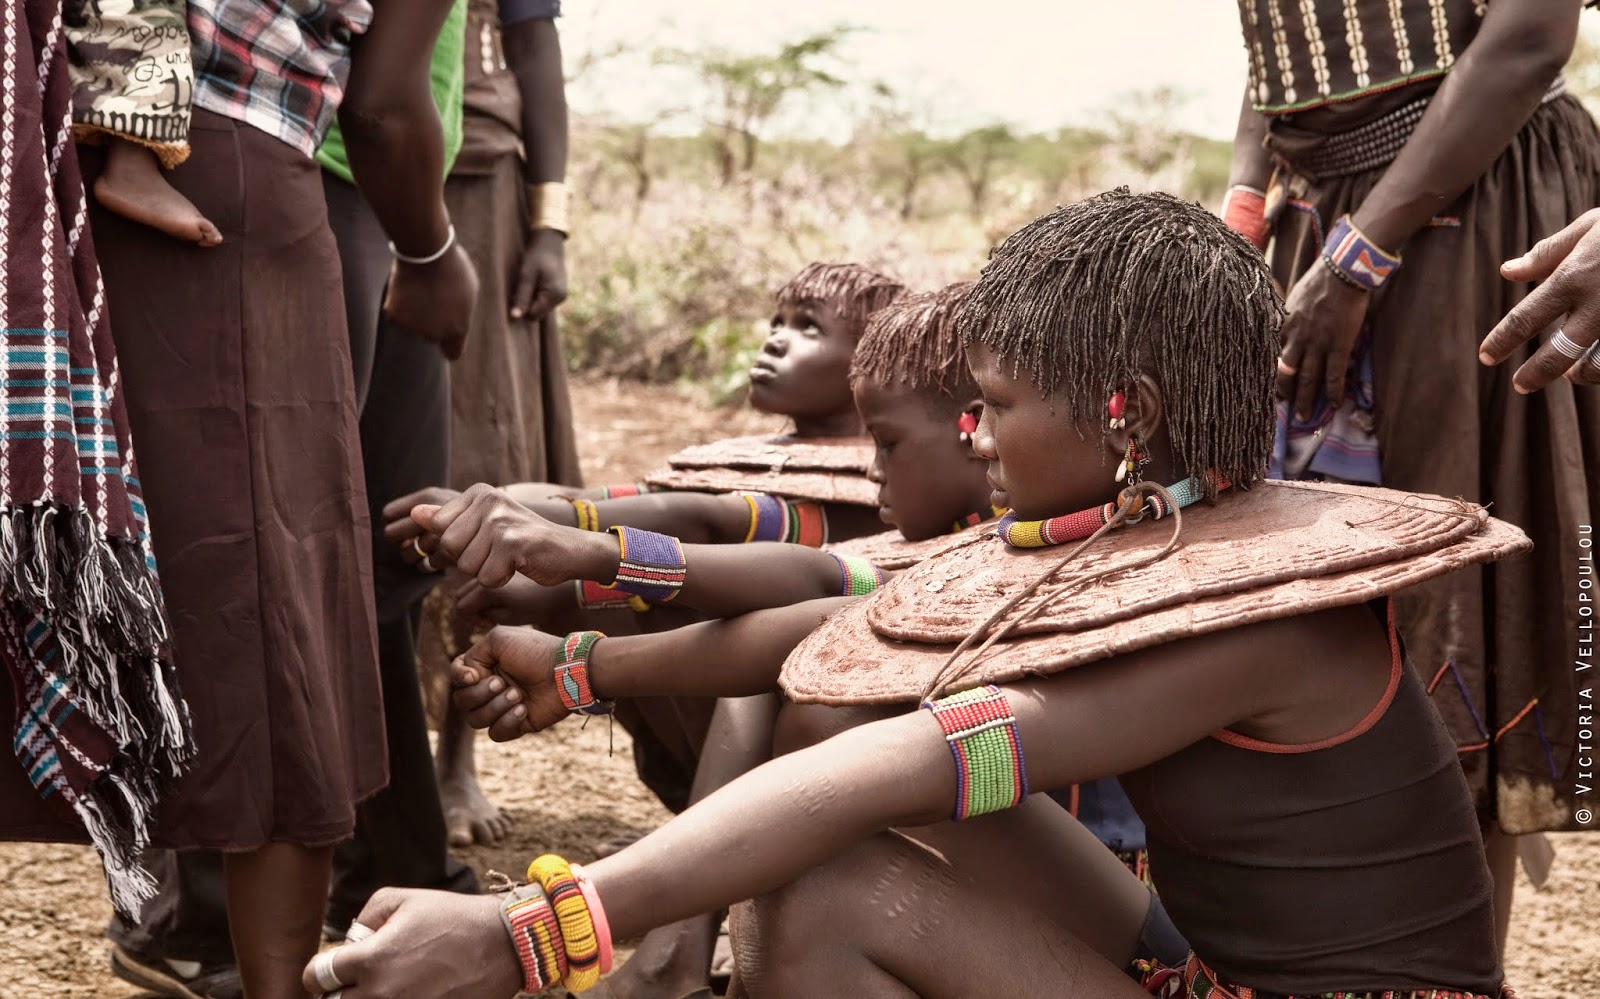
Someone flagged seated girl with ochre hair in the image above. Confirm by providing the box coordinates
[305,190,1524,999]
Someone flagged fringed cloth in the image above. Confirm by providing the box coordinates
[0,0,193,915]
[1134,954,1514,999]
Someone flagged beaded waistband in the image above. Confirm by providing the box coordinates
[1276,76,1567,182]
[1136,953,1514,999]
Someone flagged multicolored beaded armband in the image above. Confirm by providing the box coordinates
[567,497,602,533]
[554,630,613,716]
[1322,215,1401,291]
[574,579,651,614]
[997,475,1217,549]
[740,492,828,547]
[604,526,686,602]
[922,684,1029,821]
[528,854,604,993]
[830,553,885,596]
[501,883,567,993]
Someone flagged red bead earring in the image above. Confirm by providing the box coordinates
[1107,392,1126,430]
[958,411,978,444]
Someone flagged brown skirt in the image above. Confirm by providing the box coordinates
[1269,95,1600,834]
[81,110,386,849]
[442,153,582,490]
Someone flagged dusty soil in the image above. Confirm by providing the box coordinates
[1,378,1596,998]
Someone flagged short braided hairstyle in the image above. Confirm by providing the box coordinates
[955,189,1283,492]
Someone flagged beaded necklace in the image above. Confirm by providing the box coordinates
[951,505,1008,535]
[996,475,1225,549]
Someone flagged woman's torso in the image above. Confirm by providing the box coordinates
[1119,603,1499,994]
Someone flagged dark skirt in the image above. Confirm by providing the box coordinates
[442,153,582,491]
[1268,95,1600,834]
[81,110,387,849]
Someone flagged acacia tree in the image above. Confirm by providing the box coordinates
[667,27,853,185]
[942,123,1018,217]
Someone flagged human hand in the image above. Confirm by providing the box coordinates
[451,626,571,739]
[300,888,521,999]
[1276,262,1370,420]
[457,573,567,627]
[1480,208,1600,390]
[412,483,613,588]
[384,242,480,360]
[381,487,463,568]
[510,228,568,322]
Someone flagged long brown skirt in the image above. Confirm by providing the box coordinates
[83,110,386,849]
[442,153,582,491]
[1269,95,1600,834]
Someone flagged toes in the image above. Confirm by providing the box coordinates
[446,820,473,848]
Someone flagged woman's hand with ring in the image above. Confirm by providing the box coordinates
[300,888,521,999]
[412,483,616,589]
[1481,208,1600,390]
[1276,261,1370,419]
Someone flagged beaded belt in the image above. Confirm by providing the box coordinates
[1135,953,1515,999]
[1279,75,1567,182]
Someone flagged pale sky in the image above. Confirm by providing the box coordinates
[560,2,1600,141]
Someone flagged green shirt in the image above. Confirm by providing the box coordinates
[315,0,468,183]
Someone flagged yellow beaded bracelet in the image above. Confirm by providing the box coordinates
[527,854,602,992]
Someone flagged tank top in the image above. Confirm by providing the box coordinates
[1236,0,1486,114]
[1117,603,1500,993]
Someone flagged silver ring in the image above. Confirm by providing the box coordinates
[344,922,375,943]
[419,554,439,574]
[1582,343,1600,373]
[1551,328,1590,360]
[1276,356,1298,376]
[312,951,345,993]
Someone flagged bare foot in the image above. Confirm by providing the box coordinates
[94,139,222,247]
[438,764,513,848]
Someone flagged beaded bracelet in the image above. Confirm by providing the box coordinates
[740,492,828,547]
[566,497,602,533]
[569,863,615,976]
[554,630,613,716]
[527,854,602,992]
[1322,214,1401,291]
[604,525,686,602]
[574,578,650,614]
[598,483,645,499]
[922,684,1030,821]
[831,553,885,596]
[501,883,567,993]
[1220,185,1270,251]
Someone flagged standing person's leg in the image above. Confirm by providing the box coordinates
[430,159,582,845]
[106,852,240,999]
[90,111,388,999]
[323,172,479,933]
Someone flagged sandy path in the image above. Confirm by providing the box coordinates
[1,378,1595,998]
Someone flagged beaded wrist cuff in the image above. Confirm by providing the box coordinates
[501,883,567,994]
[574,579,650,614]
[605,526,686,602]
[554,630,613,716]
[922,684,1029,821]
[831,553,885,596]
[528,854,602,992]
[1221,185,1270,251]
[567,497,601,533]
[1322,215,1401,291]
[740,492,828,547]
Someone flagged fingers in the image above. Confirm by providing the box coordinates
[1274,341,1302,402]
[466,683,525,733]
[488,702,531,742]
[451,657,490,689]
[1507,312,1599,393]
[453,672,510,717]
[1480,279,1572,369]
[456,580,495,620]
[509,267,538,321]
[1291,346,1326,422]
[1321,336,1356,412]
[1501,209,1600,283]
[1569,342,1600,386]
[301,890,404,993]
[381,488,457,523]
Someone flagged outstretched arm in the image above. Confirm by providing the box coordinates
[387,484,857,615]
[308,613,1317,998]
[450,599,853,740]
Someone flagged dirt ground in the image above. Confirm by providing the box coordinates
[0,378,1596,998]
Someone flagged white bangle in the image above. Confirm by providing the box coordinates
[389,224,456,265]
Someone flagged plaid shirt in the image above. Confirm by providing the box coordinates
[188,0,374,158]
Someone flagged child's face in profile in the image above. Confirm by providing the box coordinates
[749,300,857,424]
[855,376,990,542]
[966,342,1115,521]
